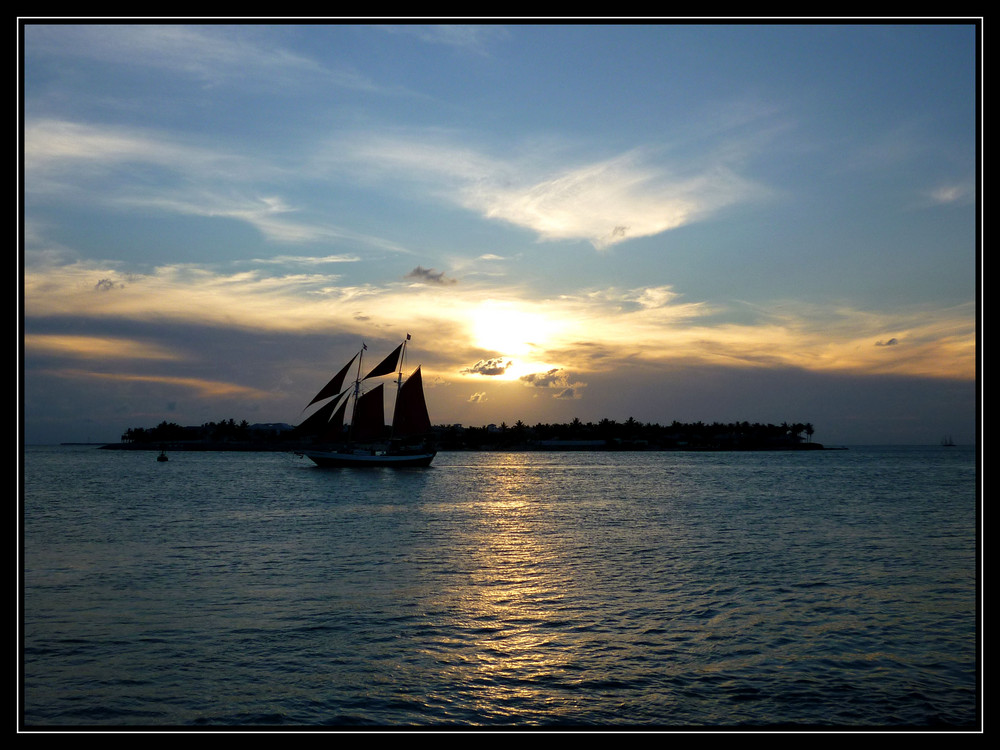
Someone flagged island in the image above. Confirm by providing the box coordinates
[100,418,826,452]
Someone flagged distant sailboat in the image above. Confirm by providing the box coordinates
[295,336,436,467]
[941,435,956,447]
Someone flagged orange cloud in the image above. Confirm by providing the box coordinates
[24,334,180,361]
[23,261,976,388]
[42,369,273,399]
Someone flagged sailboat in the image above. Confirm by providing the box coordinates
[295,336,436,467]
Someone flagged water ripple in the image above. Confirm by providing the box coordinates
[22,446,978,728]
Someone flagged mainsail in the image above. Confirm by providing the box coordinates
[391,366,431,438]
[351,383,385,442]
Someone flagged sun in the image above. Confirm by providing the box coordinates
[471,301,557,357]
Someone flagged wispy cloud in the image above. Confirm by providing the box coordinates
[24,334,181,361]
[378,24,509,55]
[325,134,765,249]
[926,181,975,206]
[23,118,415,251]
[251,254,361,265]
[23,119,245,178]
[25,107,768,255]
[467,150,760,249]
[43,368,274,399]
[24,24,386,93]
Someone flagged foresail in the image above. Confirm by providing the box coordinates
[306,353,358,408]
[391,366,431,438]
[363,343,403,381]
[295,390,347,435]
[322,392,351,441]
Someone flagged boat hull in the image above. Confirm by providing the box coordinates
[303,449,436,468]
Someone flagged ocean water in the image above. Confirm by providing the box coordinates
[21,445,979,729]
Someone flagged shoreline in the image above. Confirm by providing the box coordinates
[94,441,831,453]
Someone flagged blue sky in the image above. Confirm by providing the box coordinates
[21,22,979,445]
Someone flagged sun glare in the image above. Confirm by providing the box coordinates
[472,301,556,357]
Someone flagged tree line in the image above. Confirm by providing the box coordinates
[114,417,819,451]
[436,418,818,450]
[119,419,254,445]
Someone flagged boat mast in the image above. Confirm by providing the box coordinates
[390,334,410,438]
[348,343,365,441]
[396,335,409,391]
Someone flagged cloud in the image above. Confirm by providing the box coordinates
[520,368,586,398]
[27,122,764,260]
[378,25,509,55]
[22,250,977,385]
[24,24,385,93]
[44,369,273,399]
[462,358,512,377]
[24,334,180,362]
[23,119,414,252]
[251,254,361,266]
[927,182,974,206]
[876,337,899,346]
[467,391,487,403]
[519,368,565,387]
[468,151,760,249]
[94,278,122,292]
[406,266,457,285]
[554,387,580,400]
[24,118,241,177]
[327,135,763,249]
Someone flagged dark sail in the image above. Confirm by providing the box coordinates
[295,390,347,436]
[392,366,431,438]
[321,392,351,442]
[352,383,385,442]
[363,343,403,381]
[307,353,358,408]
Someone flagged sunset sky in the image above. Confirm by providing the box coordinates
[21,22,979,445]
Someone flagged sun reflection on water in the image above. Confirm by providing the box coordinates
[449,455,584,720]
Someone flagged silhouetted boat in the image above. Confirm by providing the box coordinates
[157,449,169,461]
[941,436,956,447]
[296,336,435,468]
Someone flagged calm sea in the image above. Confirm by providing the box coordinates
[21,445,979,730]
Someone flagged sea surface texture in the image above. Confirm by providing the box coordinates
[22,445,979,728]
